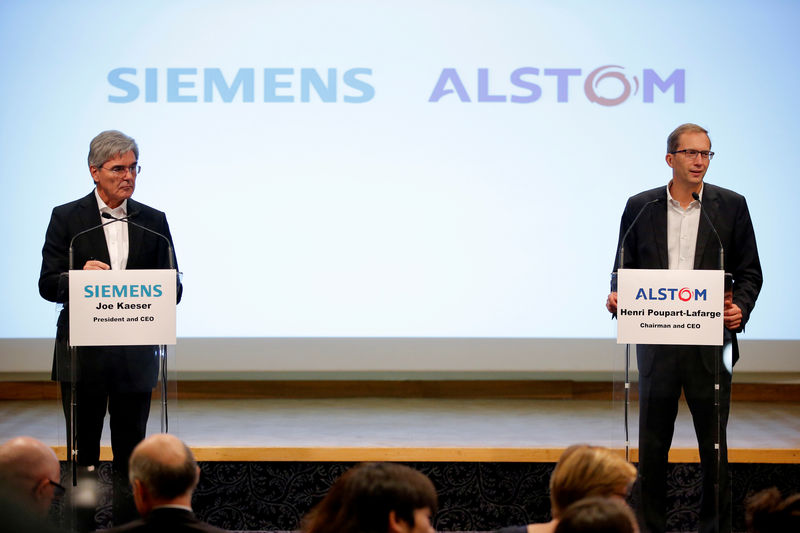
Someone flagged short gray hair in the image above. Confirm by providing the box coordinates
[88,130,139,168]
[129,441,198,500]
[667,123,710,154]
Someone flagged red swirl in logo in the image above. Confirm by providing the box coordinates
[678,287,692,302]
[584,65,639,106]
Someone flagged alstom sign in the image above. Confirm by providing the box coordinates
[635,287,707,302]
[428,66,684,105]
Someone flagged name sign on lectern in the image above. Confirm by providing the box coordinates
[617,269,724,346]
[69,269,177,346]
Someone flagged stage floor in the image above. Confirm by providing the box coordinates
[2,397,798,463]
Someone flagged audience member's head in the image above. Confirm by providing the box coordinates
[0,436,62,513]
[745,487,800,533]
[128,434,200,517]
[302,462,438,533]
[549,445,636,519]
[553,497,638,533]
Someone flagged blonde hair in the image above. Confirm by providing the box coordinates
[549,445,637,518]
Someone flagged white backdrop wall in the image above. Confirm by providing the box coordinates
[1,1,798,375]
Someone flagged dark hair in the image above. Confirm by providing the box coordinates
[129,442,198,500]
[302,462,437,533]
[666,123,709,154]
[554,497,638,533]
[745,487,800,533]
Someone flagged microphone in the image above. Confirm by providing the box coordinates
[615,197,662,279]
[68,212,137,270]
[692,192,724,270]
[102,212,176,270]
[102,211,138,222]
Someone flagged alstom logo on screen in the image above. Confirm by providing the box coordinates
[636,287,707,302]
[107,65,683,105]
[429,66,684,105]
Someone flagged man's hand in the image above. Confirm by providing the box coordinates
[724,291,742,330]
[83,260,110,270]
[606,292,618,315]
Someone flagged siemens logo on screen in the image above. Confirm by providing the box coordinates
[108,67,375,103]
[428,65,685,106]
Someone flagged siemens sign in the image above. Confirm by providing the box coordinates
[108,67,375,103]
[84,284,164,298]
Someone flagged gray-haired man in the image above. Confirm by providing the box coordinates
[105,434,226,533]
[39,130,182,527]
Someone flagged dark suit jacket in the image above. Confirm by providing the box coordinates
[103,507,227,533]
[39,191,182,391]
[612,182,763,366]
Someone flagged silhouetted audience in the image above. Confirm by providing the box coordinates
[301,462,437,533]
[0,436,63,514]
[496,444,637,533]
[0,485,65,533]
[745,487,800,533]
[103,434,226,533]
[12,435,785,533]
[554,497,638,533]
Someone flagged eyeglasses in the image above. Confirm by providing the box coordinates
[100,164,141,177]
[670,149,714,161]
[48,479,66,498]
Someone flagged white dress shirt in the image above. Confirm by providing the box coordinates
[94,189,129,271]
[666,181,702,270]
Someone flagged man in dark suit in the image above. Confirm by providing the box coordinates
[39,130,181,527]
[606,124,762,533]
[104,434,226,533]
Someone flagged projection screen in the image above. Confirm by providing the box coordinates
[1,1,797,375]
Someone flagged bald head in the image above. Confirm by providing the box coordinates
[129,434,198,505]
[0,436,60,512]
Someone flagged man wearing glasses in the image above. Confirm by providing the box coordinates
[0,436,64,514]
[605,124,762,533]
[38,130,182,528]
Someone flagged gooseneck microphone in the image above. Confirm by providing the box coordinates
[101,211,175,270]
[616,197,662,273]
[692,191,724,270]
[68,212,137,270]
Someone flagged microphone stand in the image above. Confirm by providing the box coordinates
[102,213,174,433]
[66,216,126,485]
[613,197,661,461]
[692,191,725,533]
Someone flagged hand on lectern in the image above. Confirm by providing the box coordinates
[606,292,618,315]
[83,259,110,270]
[723,291,742,331]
